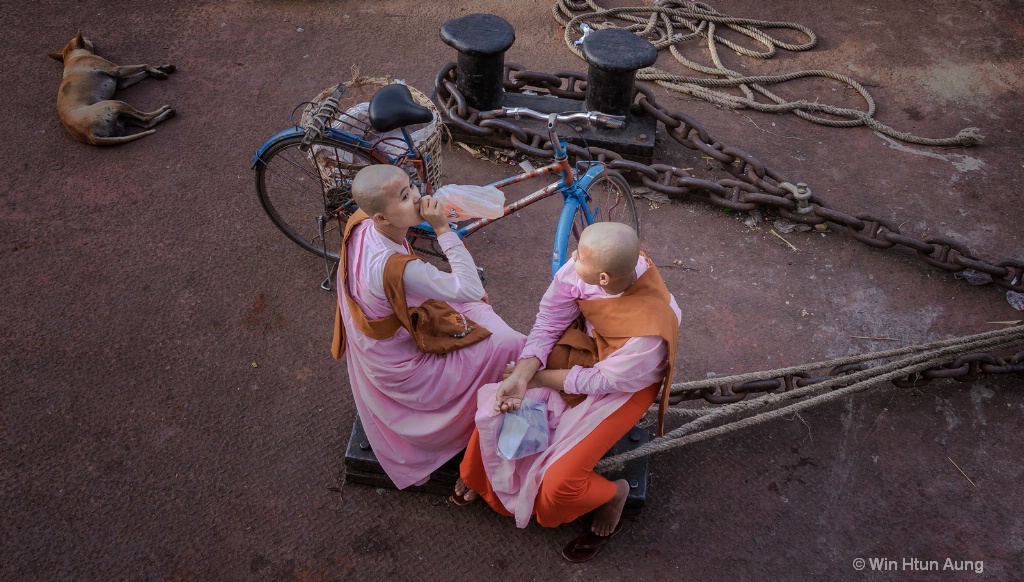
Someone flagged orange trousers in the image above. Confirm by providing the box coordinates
[460,384,658,527]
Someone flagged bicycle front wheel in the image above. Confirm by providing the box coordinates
[581,170,634,236]
[568,169,639,250]
[254,135,378,262]
[551,170,640,275]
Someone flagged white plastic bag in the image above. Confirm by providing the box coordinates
[497,398,549,460]
[432,184,505,221]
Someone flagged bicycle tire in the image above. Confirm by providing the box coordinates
[254,135,379,262]
[567,169,639,256]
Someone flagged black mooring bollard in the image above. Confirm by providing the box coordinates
[581,28,658,119]
[438,16,658,163]
[439,13,516,111]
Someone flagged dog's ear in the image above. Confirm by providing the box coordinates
[71,30,95,53]
[48,50,64,62]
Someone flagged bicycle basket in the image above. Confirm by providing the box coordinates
[302,76,444,190]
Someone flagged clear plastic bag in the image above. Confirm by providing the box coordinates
[432,184,505,221]
[497,397,549,461]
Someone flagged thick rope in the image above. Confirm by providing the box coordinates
[596,325,1023,472]
[553,0,983,147]
[657,332,1021,441]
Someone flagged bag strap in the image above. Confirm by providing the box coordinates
[381,253,420,335]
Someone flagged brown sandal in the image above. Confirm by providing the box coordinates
[560,521,623,563]
[448,488,477,506]
[449,479,478,506]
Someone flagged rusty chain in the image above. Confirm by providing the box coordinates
[433,62,1024,403]
[434,62,1024,296]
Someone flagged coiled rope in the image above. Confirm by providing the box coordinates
[553,0,983,147]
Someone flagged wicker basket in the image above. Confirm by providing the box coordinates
[302,76,443,188]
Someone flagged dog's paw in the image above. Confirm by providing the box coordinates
[157,64,176,75]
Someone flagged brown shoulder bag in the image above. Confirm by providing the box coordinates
[383,254,492,354]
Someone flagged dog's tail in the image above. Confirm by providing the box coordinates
[90,130,157,145]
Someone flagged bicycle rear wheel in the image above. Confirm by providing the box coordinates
[254,135,378,262]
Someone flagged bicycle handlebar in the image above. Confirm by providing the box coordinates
[480,107,626,129]
[301,82,347,150]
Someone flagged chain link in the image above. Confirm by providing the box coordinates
[434,62,1024,296]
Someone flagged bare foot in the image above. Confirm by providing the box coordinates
[591,479,629,536]
[452,477,478,504]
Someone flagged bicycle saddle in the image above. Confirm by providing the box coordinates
[368,84,433,133]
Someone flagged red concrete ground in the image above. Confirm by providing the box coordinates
[2,1,1022,580]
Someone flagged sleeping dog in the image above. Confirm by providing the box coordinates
[49,31,175,145]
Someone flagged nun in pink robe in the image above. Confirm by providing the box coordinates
[338,219,526,489]
[472,256,681,527]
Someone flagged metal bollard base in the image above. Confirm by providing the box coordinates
[343,415,651,512]
[438,91,657,165]
[603,425,652,513]
[343,416,461,496]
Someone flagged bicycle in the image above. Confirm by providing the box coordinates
[252,81,639,289]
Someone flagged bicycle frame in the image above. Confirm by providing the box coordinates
[442,147,607,277]
[252,114,610,278]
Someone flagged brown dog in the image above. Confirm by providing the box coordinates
[48,31,175,145]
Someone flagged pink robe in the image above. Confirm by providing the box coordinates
[474,257,682,527]
[339,221,525,489]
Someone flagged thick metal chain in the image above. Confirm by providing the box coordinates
[668,350,1024,405]
[434,62,1024,295]
[434,62,1024,403]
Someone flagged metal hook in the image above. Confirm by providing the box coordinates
[573,22,593,48]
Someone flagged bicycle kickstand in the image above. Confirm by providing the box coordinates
[318,216,338,292]
[321,260,338,292]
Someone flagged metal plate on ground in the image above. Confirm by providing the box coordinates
[344,416,650,511]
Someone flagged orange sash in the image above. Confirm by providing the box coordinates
[332,210,405,359]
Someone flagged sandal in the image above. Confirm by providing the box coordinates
[561,521,623,563]
[449,479,478,506]
[448,489,477,506]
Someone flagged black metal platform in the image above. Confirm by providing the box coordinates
[438,91,658,165]
[344,415,651,512]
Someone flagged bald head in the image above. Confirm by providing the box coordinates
[351,164,408,216]
[578,222,639,278]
